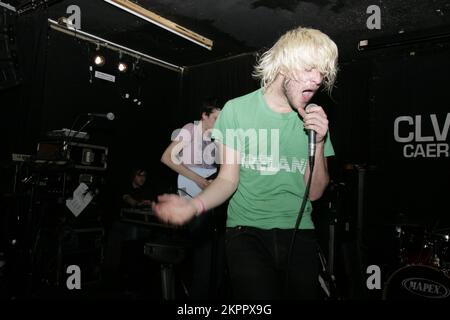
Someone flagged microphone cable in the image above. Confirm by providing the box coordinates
[284,150,315,296]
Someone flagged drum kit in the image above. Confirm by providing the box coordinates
[383,224,450,300]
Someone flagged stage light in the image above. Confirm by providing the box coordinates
[92,43,106,66]
[48,18,182,72]
[94,55,105,66]
[118,61,128,72]
[117,51,128,72]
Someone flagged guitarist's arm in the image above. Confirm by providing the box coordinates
[154,142,240,225]
[161,140,210,189]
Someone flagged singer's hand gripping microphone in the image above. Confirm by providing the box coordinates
[305,104,317,170]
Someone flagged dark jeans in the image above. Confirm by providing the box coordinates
[226,226,319,300]
[187,208,226,300]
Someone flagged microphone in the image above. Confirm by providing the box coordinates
[87,112,115,121]
[305,104,317,167]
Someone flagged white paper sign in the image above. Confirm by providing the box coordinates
[95,71,116,82]
[66,183,93,217]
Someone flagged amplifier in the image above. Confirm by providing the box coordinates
[37,141,108,171]
[58,227,105,286]
[36,170,105,199]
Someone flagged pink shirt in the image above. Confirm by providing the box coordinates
[173,121,217,169]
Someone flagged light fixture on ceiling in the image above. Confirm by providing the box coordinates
[131,58,138,72]
[93,44,106,66]
[103,0,213,50]
[48,18,183,73]
[118,61,128,72]
[94,55,105,66]
[117,52,128,72]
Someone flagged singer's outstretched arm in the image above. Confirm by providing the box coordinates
[154,142,240,225]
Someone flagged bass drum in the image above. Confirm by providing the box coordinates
[383,265,450,300]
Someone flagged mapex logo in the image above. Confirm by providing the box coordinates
[401,277,450,298]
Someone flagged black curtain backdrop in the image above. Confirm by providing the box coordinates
[349,43,450,283]
[181,53,259,125]
[366,46,450,228]
[1,9,49,159]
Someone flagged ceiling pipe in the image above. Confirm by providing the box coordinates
[48,18,183,73]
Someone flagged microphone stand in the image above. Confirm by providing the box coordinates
[322,181,345,299]
[61,116,94,160]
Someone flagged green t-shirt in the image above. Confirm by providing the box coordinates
[211,88,334,229]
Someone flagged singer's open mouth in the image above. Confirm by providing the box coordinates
[302,89,314,100]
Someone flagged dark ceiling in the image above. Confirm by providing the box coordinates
[5,0,450,67]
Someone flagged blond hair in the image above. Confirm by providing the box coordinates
[253,27,338,93]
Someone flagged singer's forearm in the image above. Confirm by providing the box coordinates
[304,142,330,201]
[193,142,240,212]
[194,174,238,212]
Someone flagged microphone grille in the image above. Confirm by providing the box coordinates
[305,103,318,112]
[106,112,115,121]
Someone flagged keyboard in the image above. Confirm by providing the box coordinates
[120,207,177,229]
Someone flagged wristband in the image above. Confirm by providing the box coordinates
[192,197,206,216]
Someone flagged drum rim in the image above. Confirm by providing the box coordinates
[383,264,450,300]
